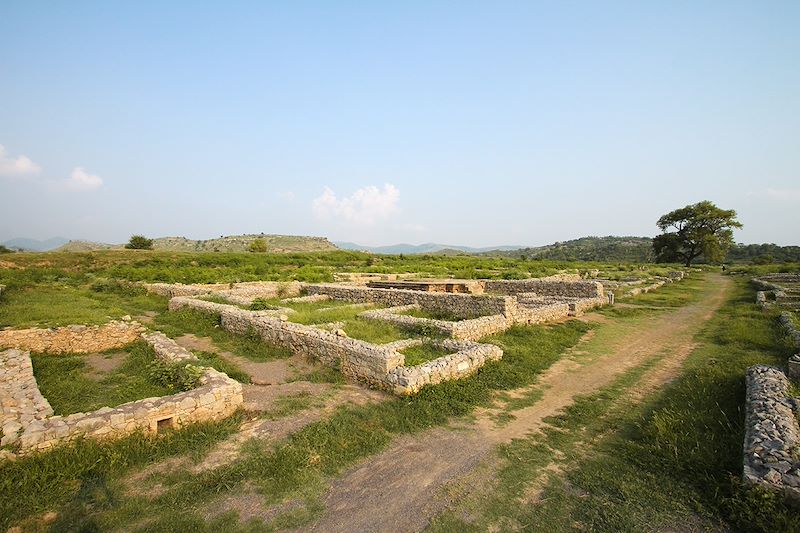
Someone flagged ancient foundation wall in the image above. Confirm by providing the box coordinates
[484,279,604,299]
[1,328,243,455]
[0,321,146,354]
[169,297,403,384]
[144,281,302,301]
[742,365,800,500]
[359,305,513,341]
[168,297,503,395]
[386,339,503,395]
[305,283,515,319]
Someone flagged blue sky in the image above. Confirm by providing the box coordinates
[1,1,798,246]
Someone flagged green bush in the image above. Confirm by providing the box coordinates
[125,235,153,250]
[147,360,203,392]
[248,239,267,253]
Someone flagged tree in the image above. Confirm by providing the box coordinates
[248,238,267,253]
[653,201,742,266]
[125,235,153,250]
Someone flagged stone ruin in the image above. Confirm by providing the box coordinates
[0,273,685,457]
[743,273,800,500]
[0,321,242,456]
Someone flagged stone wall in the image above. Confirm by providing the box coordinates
[742,365,800,500]
[0,327,243,456]
[305,283,515,319]
[144,281,302,302]
[484,279,604,299]
[169,297,404,384]
[168,296,504,395]
[359,305,513,341]
[1,349,53,446]
[0,321,146,354]
[386,339,503,395]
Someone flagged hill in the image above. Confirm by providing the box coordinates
[334,241,523,255]
[56,240,120,252]
[53,234,337,253]
[494,236,655,262]
[1,237,69,251]
[151,234,337,253]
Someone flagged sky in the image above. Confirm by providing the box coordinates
[1,1,798,247]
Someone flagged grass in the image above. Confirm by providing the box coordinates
[431,278,800,532]
[340,317,410,343]
[0,283,167,328]
[261,392,326,420]
[153,309,293,362]
[0,413,245,531]
[400,343,454,366]
[615,273,705,308]
[191,350,251,384]
[31,341,177,415]
[2,318,589,530]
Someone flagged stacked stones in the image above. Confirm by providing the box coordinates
[306,283,514,319]
[1,349,54,447]
[144,280,302,303]
[1,326,243,456]
[753,274,800,377]
[386,339,503,395]
[0,320,145,354]
[485,279,604,299]
[168,296,503,395]
[743,365,800,499]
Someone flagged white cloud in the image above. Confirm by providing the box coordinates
[312,183,400,225]
[64,167,103,191]
[0,144,41,177]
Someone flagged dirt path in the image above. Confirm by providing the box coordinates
[307,274,732,533]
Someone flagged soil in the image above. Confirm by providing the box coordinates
[305,274,732,532]
[174,333,315,385]
[83,350,127,379]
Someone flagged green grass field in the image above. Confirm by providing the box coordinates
[2,252,798,531]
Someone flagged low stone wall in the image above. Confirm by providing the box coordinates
[751,278,784,292]
[0,327,243,455]
[0,321,146,354]
[484,279,604,299]
[359,305,512,341]
[386,339,503,395]
[144,281,302,302]
[626,280,666,297]
[305,283,515,319]
[168,297,504,395]
[169,297,404,385]
[742,365,800,499]
[1,349,54,446]
[12,366,242,454]
[779,312,800,350]
[282,294,331,304]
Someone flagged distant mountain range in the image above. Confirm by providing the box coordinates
[334,242,524,255]
[1,237,70,251]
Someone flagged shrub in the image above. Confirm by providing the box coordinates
[248,239,267,253]
[147,360,203,392]
[125,235,153,250]
[250,298,279,311]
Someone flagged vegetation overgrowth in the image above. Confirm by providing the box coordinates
[431,278,800,532]
[31,341,178,415]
